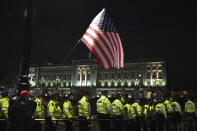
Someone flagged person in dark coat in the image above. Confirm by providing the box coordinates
[8,90,36,131]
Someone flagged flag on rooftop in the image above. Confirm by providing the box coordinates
[81,9,124,69]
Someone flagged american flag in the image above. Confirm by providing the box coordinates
[81,9,124,69]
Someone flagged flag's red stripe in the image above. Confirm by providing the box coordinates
[81,38,105,69]
[104,32,116,68]
[109,32,119,68]
[85,31,112,68]
[105,32,117,68]
[114,34,122,68]
[89,26,114,64]
[116,34,124,68]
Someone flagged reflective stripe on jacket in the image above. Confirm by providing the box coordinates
[156,103,167,119]
[111,99,124,116]
[184,100,196,113]
[78,96,90,119]
[47,100,62,120]
[132,103,142,117]
[171,101,182,115]
[63,100,76,119]
[164,100,173,113]
[124,103,136,119]
[0,97,9,119]
[96,95,112,114]
[33,98,44,119]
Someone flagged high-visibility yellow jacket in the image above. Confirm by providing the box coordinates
[96,95,112,115]
[121,97,125,104]
[184,100,196,113]
[0,97,9,119]
[164,100,173,113]
[156,103,167,119]
[149,104,157,120]
[33,97,44,119]
[124,103,136,120]
[78,96,90,119]
[143,104,150,118]
[63,100,76,119]
[48,100,62,124]
[171,101,182,115]
[111,99,124,116]
[132,102,142,117]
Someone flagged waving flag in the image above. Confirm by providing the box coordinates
[81,9,124,69]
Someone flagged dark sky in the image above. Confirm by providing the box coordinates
[1,0,197,89]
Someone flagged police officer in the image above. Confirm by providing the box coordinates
[63,93,77,131]
[132,99,142,131]
[0,90,9,131]
[32,95,45,131]
[149,100,157,131]
[78,91,91,131]
[164,97,174,131]
[142,100,150,131]
[96,90,112,131]
[182,96,196,131]
[47,94,62,131]
[155,99,167,131]
[171,97,182,131]
[111,92,124,131]
[123,98,136,131]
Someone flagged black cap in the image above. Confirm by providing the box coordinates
[101,90,108,95]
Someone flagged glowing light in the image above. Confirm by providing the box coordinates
[144,81,148,86]
[66,82,69,87]
[87,81,91,86]
[114,81,118,87]
[162,80,166,86]
[128,81,131,87]
[108,82,111,87]
[101,82,105,87]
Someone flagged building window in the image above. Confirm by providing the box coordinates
[131,72,134,78]
[77,72,80,80]
[98,73,102,79]
[82,71,85,80]
[105,73,108,79]
[87,72,90,80]
[158,66,162,70]
[118,73,121,79]
[152,72,157,79]
[147,72,151,79]
[124,72,128,79]
[111,73,114,79]
[158,72,162,79]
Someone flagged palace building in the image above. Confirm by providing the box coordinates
[29,58,167,98]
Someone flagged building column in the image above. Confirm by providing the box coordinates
[85,69,87,86]
[150,71,153,86]
[80,70,82,87]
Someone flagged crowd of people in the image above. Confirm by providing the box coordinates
[0,89,197,131]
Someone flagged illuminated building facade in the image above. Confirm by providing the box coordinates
[29,58,167,98]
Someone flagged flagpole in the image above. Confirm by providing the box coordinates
[62,39,81,65]
[18,1,34,92]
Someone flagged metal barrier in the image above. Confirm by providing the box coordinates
[0,118,196,131]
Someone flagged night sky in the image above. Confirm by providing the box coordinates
[0,0,197,90]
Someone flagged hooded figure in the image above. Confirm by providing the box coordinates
[8,90,36,131]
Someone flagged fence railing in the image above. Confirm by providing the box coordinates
[0,118,196,131]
